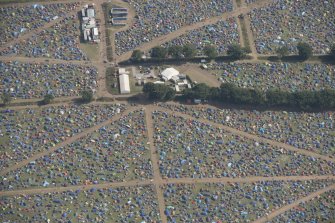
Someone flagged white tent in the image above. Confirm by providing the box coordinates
[161,67,179,81]
[119,74,130,94]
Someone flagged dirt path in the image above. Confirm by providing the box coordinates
[236,17,246,47]
[145,107,168,223]
[0,179,152,197]
[115,0,272,63]
[1,100,126,112]
[232,0,238,10]
[0,56,92,66]
[153,106,335,163]
[243,14,259,59]
[0,3,83,51]
[1,174,333,196]
[253,184,335,223]
[92,0,111,98]
[166,175,335,185]
[0,106,138,176]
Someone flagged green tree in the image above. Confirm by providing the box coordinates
[131,50,144,61]
[266,89,289,106]
[182,88,195,99]
[293,91,318,110]
[168,45,183,58]
[183,44,197,58]
[81,90,93,103]
[209,87,220,99]
[220,83,237,102]
[1,92,12,106]
[317,89,335,109]
[276,46,289,59]
[151,46,167,59]
[297,42,313,60]
[143,82,155,94]
[163,87,176,101]
[143,83,175,101]
[191,83,211,100]
[330,44,335,61]
[227,44,246,60]
[42,94,54,105]
[203,45,218,59]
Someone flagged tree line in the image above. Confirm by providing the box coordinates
[132,42,335,62]
[143,82,335,111]
[131,44,250,61]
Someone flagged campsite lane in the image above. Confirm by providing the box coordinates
[1,173,333,196]
[145,106,168,223]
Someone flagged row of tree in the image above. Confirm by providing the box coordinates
[143,82,175,101]
[142,82,335,111]
[186,83,335,110]
[131,44,250,61]
[277,42,335,61]
[276,42,313,60]
[1,90,94,106]
[132,42,335,62]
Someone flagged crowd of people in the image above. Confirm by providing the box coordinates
[208,62,335,92]
[271,190,335,223]
[162,18,239,56]
[157,104,335,158]
[1,185,160,223]
[152,111,334,179]
[0,3,80,46]
[115,0,233,55]
[0,15,88,61]
[249,0,335,54]
[0,61,96,99]
[163,180,334,222]
[0,103,127,171]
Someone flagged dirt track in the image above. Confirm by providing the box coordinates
[145,107,168,223]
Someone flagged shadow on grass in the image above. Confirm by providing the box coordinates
[262,55,334,64]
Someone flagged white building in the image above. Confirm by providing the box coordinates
[161,67,179,82]
[118,68,130,75]
[87,8,95,18]
[119,74,130,94]
[81,5,99,43]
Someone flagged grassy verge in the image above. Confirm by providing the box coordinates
[238,16,251,52]
[129,76,143,94]
[236,0,242,7]
[79,43,99,61]
[105,28,114,62]
[259,55,335,64]
[106,67,120,95]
